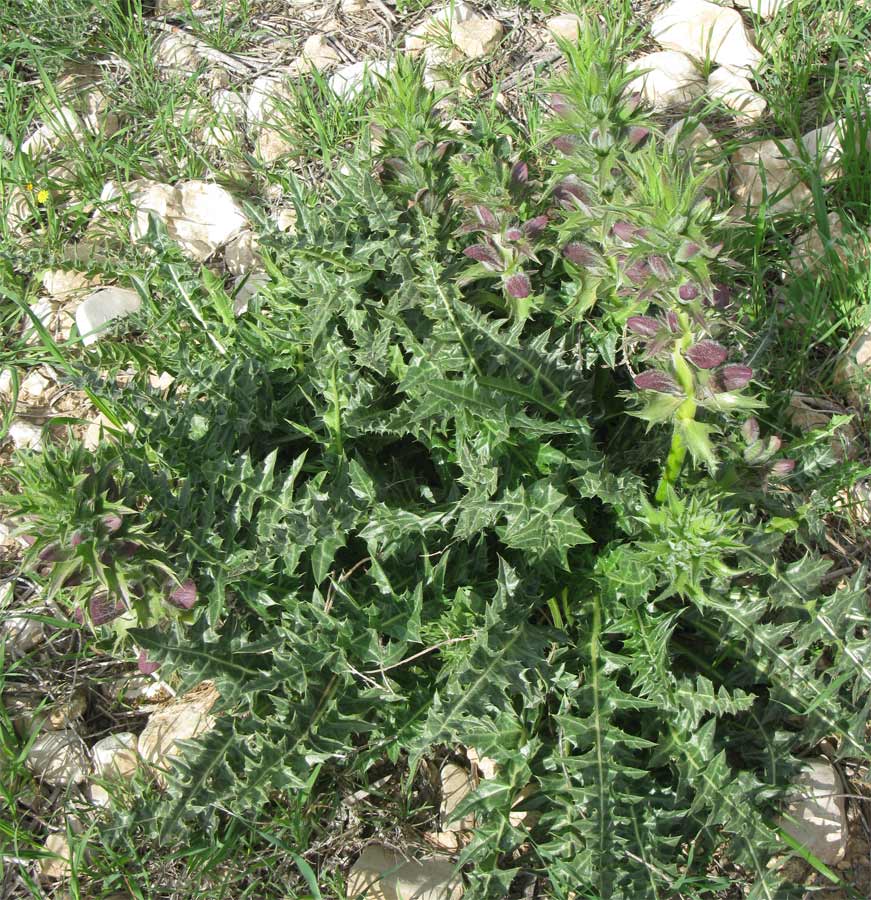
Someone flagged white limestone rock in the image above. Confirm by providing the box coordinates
[138,682,219,785]
[651,0,762,72]
[452,18,503,58]
[1,613,45,656]
[835,326,871,407]
[547,13,582,42]
[731,123,841,216]
[7,421,44,451]
[329,60,391,99]
[778,760,847,866]
[707,66,766,123]
[22,106,83,158]
[247,72,297,162]
[626,52,705,112]
[171,181,248,261]
[27,730,90,786]
[76,287,141,346]
[39,832,73,881]
[42,269,99,300]
[347,845,463,900]
[440,763,476,831]
[404,2,477,55]
[787,393,857,461]
[232,271,269,315]
[224,229,260,276]
[92,732,140,780]
[206,90,246,149]
[20,370,50,403]
[292,34,341,74]
[128,180,248,261]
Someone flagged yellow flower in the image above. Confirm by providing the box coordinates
[36,189,49,204]
[25,182,33,192]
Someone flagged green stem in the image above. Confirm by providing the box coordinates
[655,337,697,503]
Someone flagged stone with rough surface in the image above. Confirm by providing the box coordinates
[138,683,219,784]
[707,67,766,123]
[93,733,139,780]
[778,760,846,866]
[39,833,73,881]
[347,845,463,900]
[22,106,83,158]
[329,60,391,99]
[247,73,297,162]
[440,763,476,831]
[788,211,870,272]
[233,272,269,315]
[547,14,582,42]
[42,269,99,300]
[626,52,705,112]
[20,370,50,402]
[651,0,762,72]
[466,746,498,780]
[293,34,341,73]
[172,182,248,260]
[404,2,476,54]
[731,123,841,215]
[8,421,44,451]
[129,181,248,261]
[1,614,45,655]
[274,207,298,233]
[452,19,503,58]
[206,90,246,149]
[76,287,141,346]
[27,730,90,785]
[153,30,205,76]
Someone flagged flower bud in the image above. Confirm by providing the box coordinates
[168,579,198,610]
[627,126,650,148]
[521,215,548,238]
[563,242,599,267]
[549,93,574,116]
[611,221,639,243]
[39,543,62,563]
[504,273,532,299]
[634,370,681,394]
[721,364,752,391]
[685,340,727,369]
[551,135,580,154]
[553,176,588,209]
[509,161,528,187]
[138,650,160,675]
[464,243,503,270]
[626,316,660,338]
[676,241,701,262]
[741,417,759,444]
[679,282,699,301]
[473,205,499,230]
[89,592,126,625]
[647,255,670,279]
[102,514,123,533]
[769,459,796,478]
